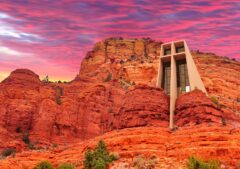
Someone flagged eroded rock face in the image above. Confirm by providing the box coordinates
[192,52,240,113]
[0,38,239,169]
[103,85,169,132]
[0,68,169,150]
[77,38,240,113]
[2,69,41,87]
[175,90,240,127]
[1,126,240,169]
[78,38,162,86]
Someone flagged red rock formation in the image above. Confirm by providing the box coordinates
[0,67,169,151]
[2,69,41,86]
[77,38,240,113]
[1,126,240,169]
[0,38,239,169]
[103,84,169,132]
[78,38,162,86]
[192,52,240,113]
[175,90,240,127]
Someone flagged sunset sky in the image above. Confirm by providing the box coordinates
[0,0,239,82]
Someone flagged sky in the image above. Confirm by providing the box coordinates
[0,0,239,82]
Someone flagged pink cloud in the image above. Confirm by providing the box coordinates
[0,0,239,81]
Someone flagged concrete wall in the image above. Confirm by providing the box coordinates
[156,40,207,128]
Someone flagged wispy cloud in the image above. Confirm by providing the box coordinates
[0,46,26,56]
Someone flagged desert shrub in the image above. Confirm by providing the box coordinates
[84,140,118,169]
[36,146,44,150]
[210,96,219,105]
[35,161,53,169]
[147,155,158,169]
[128,55,136,61]
[15,126,22,133]
[221,117,226,126]
[1,148,16,157]
[42,75,49,83]
[187,156,219,169]
[22,133,35,149]
[56,95,62,105]
[22,134,30,145]
[120,60,124,64]
[119,79,133,90]
[53,143,58,148]
[108,108,113,113]
[28,143,35,149]
[57,163,74,169]
[207,160,220,169]
[103,73,112,82]
[133,155,145,169]
[55,87,63,105]
[133,154,158,169]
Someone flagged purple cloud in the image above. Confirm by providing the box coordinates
[0,0,239,81]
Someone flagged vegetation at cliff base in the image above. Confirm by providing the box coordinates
[133,154,158,169]
[1,148,16,157]
[103,73,112,82]
[22,133,35,149]
[55,87,63,105]
[187,156,219,169]
[84,140,118,169]
[35,160,53,169]
[57,163,74,169]
[210,96,219,106]
[22,133,30,145]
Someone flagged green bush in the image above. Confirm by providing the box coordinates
[15,126,22,133]
[103,73,112,82]
[57,163,74,169]
[210,96,219,105]
[84,140,118,169]
[53,143,58,148]
[1,148,16,157]
[22,134,30,145]
[28,143,35,149]
[208,160,220,169]
[22,133,36,149]
[187,156,219,169]
[35,161,53,169]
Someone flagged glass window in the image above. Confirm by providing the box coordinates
[161,62,171,95]
[176,46,185,53]
[176,59,190,96]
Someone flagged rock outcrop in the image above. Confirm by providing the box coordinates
[78,38,162,86]
[102,85,169,132]
[0,38,239,168]
[175,90,240,127]
[0,68,169,150]
[193,52,240,113]
[1,126,240,169]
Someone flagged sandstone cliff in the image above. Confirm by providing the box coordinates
[0,38,239,168]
